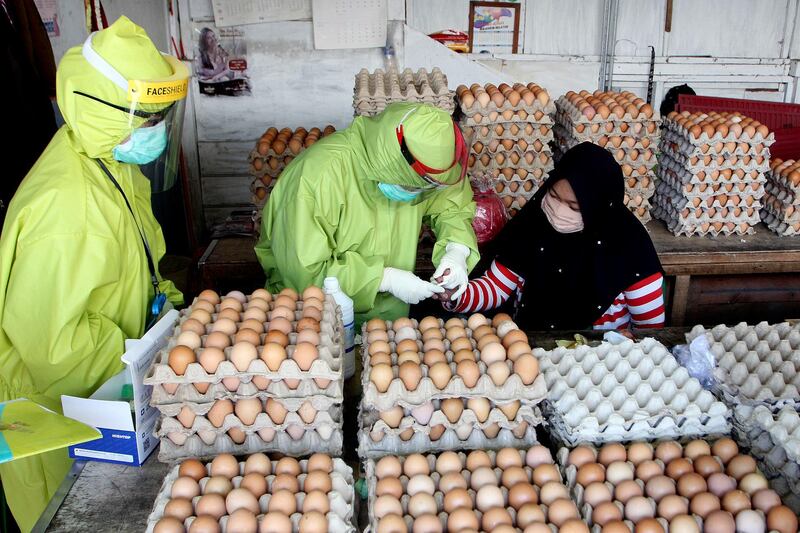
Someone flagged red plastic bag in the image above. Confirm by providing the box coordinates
[471,174,508,244]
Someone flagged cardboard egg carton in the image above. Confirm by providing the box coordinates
[146,455,355,532]
[653,212,757,237]
[461,121,554,144]
[537,338,730,444]
[762,192,800,226]
[248,153,292,180]
[489,167,549,183]
[157,425,344,462]
[458,83,556,117]
[761,210,800,236]
[686,322,800,410]
[365,447,569,533]
[249,177,275,207]
[469,152,554,174]
[658,160,767,188]
[733,405,800,513]
[661,132,771,172]
[150,374,343,404]
[765,179,800,207]
[555,95,660,124]
[353,68,455,116]
[663,115,775,146]
[768,159,800,198]
[658,171,765,201]
[554,120,660,145]
[358,418,541,458]
[554,126,658,167]
[654,180,762,209]
[156,400,341,437]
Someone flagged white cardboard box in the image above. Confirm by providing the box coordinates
[61,310,179,466]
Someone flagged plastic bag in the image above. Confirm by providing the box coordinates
[672,334,716,389]
[471,173,508,244]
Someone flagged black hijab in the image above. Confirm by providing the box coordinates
[489,142,663,330]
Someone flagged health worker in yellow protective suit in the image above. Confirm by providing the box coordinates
[256,103,480,324]
[0,16,186,531]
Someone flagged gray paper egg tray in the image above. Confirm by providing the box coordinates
[157,426,344,462]
[732,405,800,513]
[555,98,662,124]
[658,154,767,186]
[462,121,554,143]
[662,117,775,146]
[765,179,800,207]
[761,210,800,236]
[768,164,800,198]
[658,171,765,201]
[146,456,356,532]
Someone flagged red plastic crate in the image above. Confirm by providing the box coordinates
[676,94,800,161]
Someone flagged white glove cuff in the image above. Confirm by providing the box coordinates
[444,242,470,259]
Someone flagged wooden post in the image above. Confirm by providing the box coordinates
[671,274,691,326]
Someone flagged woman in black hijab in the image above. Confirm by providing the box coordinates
[443,142,665,331]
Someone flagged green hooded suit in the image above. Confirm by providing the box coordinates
[0,17,182,531]
[255,103,479,323]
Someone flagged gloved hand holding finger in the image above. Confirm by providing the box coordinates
[380,267,444,304]
[432,242,470,297]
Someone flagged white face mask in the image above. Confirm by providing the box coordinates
[542,190,584,233]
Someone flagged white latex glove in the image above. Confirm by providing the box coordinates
[379,267,444,304]
[431,242,471,300]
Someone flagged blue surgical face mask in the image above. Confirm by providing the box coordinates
[378,182,422,202]
[113,121,168,165]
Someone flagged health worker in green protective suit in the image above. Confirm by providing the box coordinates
[0,17,186,531]
[256,103,480,323]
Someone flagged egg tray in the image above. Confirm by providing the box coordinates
[554,122,660,146]
[767,164,800,198]
[652,214,757,237]
[765,179,800,207]
[554,440,778,532]
[761,210,800,236]
[653,182,762,211]
[358,421,541,459]
[537,338,731,444]
[554,131,658,170]
[462,121,554,143]
[183,292,342,318]
[157,403,341,437]
[658,158,768,188]
[685,322,800,411]
[661,134,772,172]
[733,406,800,513]
[468,154,554,174]
[146,456,356,532]
[365,447,570,533]
[354,98,456,117]
[762,193,800,225]
[657,172,765,201]
[354,67,452,97]
[469,145,554,163]
[650,202,761,227]
[553,125,659,157]
[661,128,773,159]
[157,426,344,462]
[489,167,550,183]
[662,117,776,146]
[458,94,556,120]
[555,97,661,125]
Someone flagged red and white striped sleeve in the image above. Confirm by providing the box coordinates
[446,259,524,313]
[624,272,665,328]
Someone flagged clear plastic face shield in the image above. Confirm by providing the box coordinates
[80,33,189,193]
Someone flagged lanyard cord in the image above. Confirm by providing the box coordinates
[95,160,161,298]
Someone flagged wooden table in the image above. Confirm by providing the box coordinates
[648,222,800,326]
[194,222,800,327]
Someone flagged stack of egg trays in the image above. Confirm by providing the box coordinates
[364,447,572,533]
[145,455,356,532]
[353,68,455,117]
[144,295,345,461]
[685,322,800,412]
[358,317,547,458]
[248,126,336,207]
[654,116,774,237]
[553,96,661,224]
[761,160,800,236]
[556,437,747,532]
[733,405,800,513]
[536,338,730,447]
[459,85,556,215]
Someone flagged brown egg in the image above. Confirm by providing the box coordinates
[625,495,655,521]
[291,342,319,371]
[726,455,757,480]
[203,476,233,496]
[230,342,257,372]
[584,481,613,506]
[666,458,693,479]
[212,317,238,335]
[375,514,407,533]
[657,494,688,520]
[502,329,529,348]
[163,498,194,522]
[443,487,472,513]
[751,488,782,513]
[180,318,206,336]
[234,328,261,346]
[525,445,553,467]
[593,501,624,525]
[168,345,196,375]
[188,516,220,533]
[376,456,402,479]
[548,498,580,526]
[707,472,737,497]
[539,480,569,505]
[690,491,720,518]
[455,360,480,387]
[517,502,547,528]
[601,520,631,533]
[482,507,513,530]
[615,480,643,503]
[225,487,260,515]
[412,514,441,533]
[227,509,258,533]
[568,446,597,467]
[655,441,683,464]
[370,363,395,393]
[560,518,590,533]
[267,489,297,515]
[739,472,768,495]
[209,453,239,478]
[269,306,294,321]
[704,510,736,533]
[627,442,654,465]
[577,463,605,486]
[607,461,634,485]
[711,438,739,464]
[721,489,751,515]
[645,475,676,502]
[198,289,220,304]
[264,330,289,347]
[684,440,712,459]
[693,455,722,477]
[178,458,207,481]
[207,400,234,428]
[634,518,664,533]
[513,354,539,385]
[304,471,332,493]
[476,334,502,351]
[636,460,664,482]
[298,511,327,533]
[215,309,240,323]
[599,443,627,465]
[508,482,538,509]
[195,493,227,519]
[450,337,474,353]
[507,342,532,361]
[767,505,798,533]
[532,464,560,486]
[447,508,479,532]
[677,473,707,499]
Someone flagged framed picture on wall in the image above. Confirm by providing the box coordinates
[468,1,521,55]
